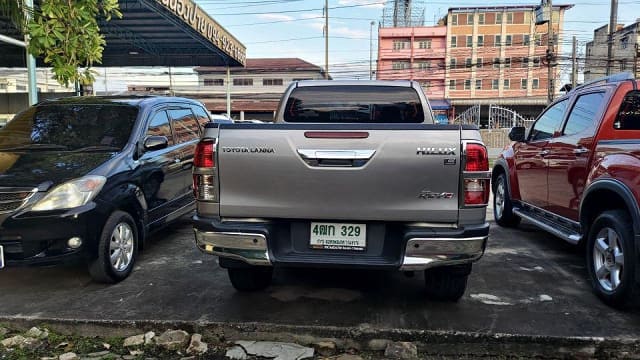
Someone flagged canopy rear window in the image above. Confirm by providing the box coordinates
[283,85,425,123]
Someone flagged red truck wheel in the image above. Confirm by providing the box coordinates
[493,173,521,227]
[586,210,639,309]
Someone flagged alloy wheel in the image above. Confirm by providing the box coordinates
[495,179,505,219]
[109,222,135,272]
[593,227,625,292]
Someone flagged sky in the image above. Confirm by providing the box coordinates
[91,0,640,91]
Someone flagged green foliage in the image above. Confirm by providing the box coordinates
[0,0,28,31]
[26,0,121,87]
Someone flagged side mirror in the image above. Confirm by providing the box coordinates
[143,136,169,152]
[508,126,526,142]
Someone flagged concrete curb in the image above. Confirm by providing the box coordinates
[1,316,639,358]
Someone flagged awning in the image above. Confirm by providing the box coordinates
[0,0,245,67]
[430,99,451,110]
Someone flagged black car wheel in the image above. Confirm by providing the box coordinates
[424,264,471,302]
[228,267,273,291]
[493,173,521,227]
[586,210,639,309]
[88,211,138,283]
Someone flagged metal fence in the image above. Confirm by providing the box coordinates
[488,105,535,129]
[453,104,480,126]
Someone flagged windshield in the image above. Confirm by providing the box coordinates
[283,85,426,123]
[0,104,139,151]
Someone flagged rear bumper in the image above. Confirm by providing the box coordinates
[193,215,488,271]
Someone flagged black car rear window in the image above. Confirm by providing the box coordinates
[0,104,139,151]
[283,85,425,123]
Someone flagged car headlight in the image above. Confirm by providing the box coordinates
[32,175,106,211]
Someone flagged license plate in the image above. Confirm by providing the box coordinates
[0,245,4,269]
[309,222,366,251]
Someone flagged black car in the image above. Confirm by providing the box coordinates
[0,96,211,282]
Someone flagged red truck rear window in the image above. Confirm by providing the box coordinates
[615,91,640,130]
[283,85,425,123]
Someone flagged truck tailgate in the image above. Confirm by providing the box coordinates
[217,125,461,222]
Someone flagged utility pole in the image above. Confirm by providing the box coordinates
[571,36,577,89]
[546,0,554,103]
[324,0,329,79]
[24,0,38,105]
[606,0,618,76]
[168,66,174,96]
[370,21,375,80]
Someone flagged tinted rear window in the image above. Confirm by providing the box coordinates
[0,104,138,151]
[615,91,640,130]
[283,85,425,123]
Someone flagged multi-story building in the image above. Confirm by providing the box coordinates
[193,58,327,120]
[585,21,640,81]
[377,25,451,122]
[444,4,572,110]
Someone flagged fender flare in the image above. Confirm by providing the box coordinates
[580,179,640,236]
[492,158,512,193]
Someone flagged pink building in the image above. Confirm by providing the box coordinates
[377,26,447,102]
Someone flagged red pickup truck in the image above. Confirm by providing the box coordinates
[492,73,640,308]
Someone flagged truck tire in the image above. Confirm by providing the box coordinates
[88,211,138,283]
[493,173,521,227]
[586,210,639,309]
[228,267,273,291]
[424,264,471,301]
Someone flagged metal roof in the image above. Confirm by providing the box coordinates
[0,0,245,68]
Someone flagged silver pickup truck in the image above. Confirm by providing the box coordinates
[192,80,490,301]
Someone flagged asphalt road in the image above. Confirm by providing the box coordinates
[1,209,639,340]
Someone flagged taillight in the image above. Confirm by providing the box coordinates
[193,139,217,201]
[463,142,490,206]
[465,143,489,172]
[194,139,215,168]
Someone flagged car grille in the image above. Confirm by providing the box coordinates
[0,188,37,214]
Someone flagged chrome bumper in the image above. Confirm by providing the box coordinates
[195,228,486,270]
[194,229,271,266]
[399,236,487,271]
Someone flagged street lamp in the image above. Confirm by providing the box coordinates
[370,21,376,80]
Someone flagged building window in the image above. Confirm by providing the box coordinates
[450,58,457,69]
[504,79,510,89]
[475,79,482,90]
[233,78,253,86]
[449,79,456,90]
[393,40,409,50]
[492,79,499,89]
[477,35,484,47]
[0,83,6,90]
[493,57,501,69]
[505,34,512,46]
[521,79,528,89]
[464,79,471,90]
[204,79,224,86]
[467,14,474,25]
[465,58,473,68]
[524,34,531,46]
[418,39,432,49]
[451,14,458,25]
[521,57,529,68]
[535,34,542,46]
[392,61,410,70]
[451,36,457,48]
[16,85,26,91]
[417,61,431,71]
[532,78,540,89]
[506,12,513,24]
[533,56,541,67]
[504,58,511,68]
[478,13,485,24]
[495,35,501,47]
[476,58,483,68]
[263,78,283,86]
[496,12,503,24]
[466,35,473,48]
[621,37,629,49]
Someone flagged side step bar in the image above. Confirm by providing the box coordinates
[513,208,582,245]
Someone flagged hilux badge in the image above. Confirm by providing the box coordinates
[419,191,454,199]
[417,147,456,155]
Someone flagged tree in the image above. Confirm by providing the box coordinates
[0,0,121,87]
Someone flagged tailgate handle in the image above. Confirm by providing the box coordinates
[297,149,376,167]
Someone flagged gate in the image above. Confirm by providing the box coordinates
[453,104,480,127]
[488,105,535,129]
